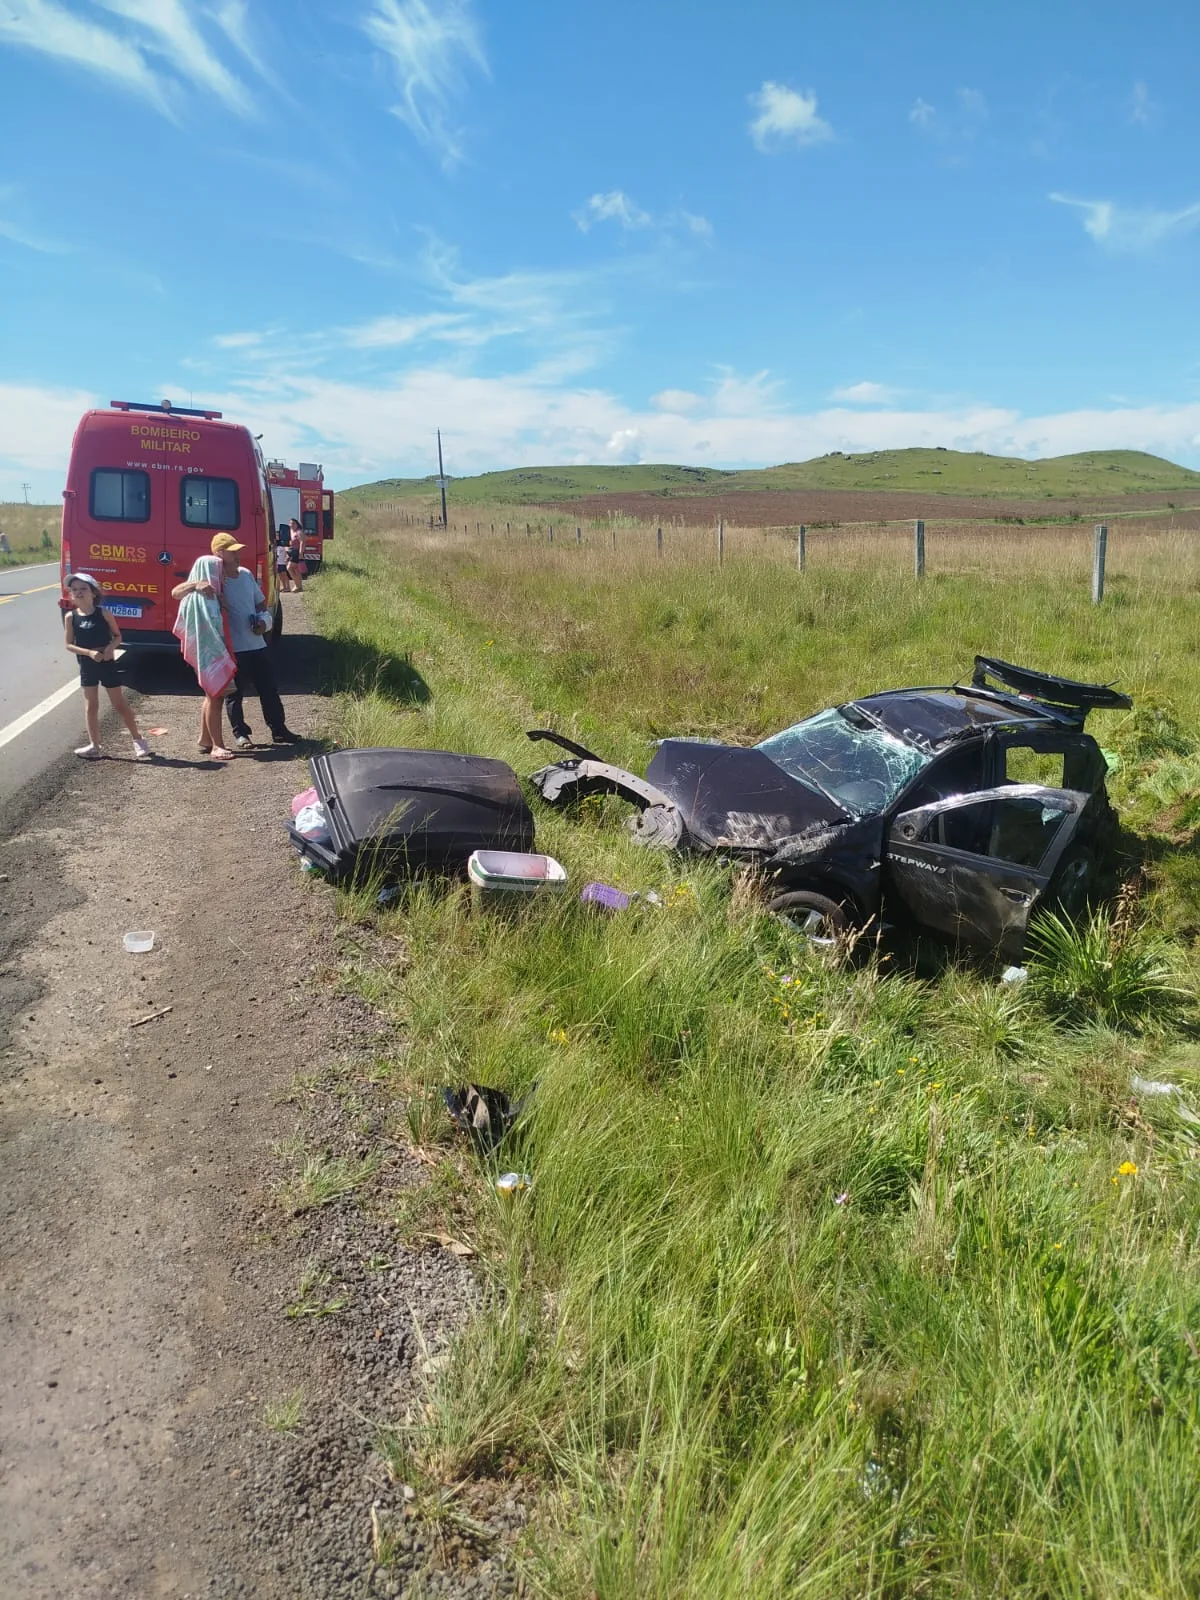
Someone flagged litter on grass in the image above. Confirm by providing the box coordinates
[442,1082,533,1152]
[467,849,566,899]
[496,1172,533,1197]
[580,881,663,912]
[1131,1074,1200,1124]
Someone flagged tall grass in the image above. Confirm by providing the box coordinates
[307,519,1200,1597]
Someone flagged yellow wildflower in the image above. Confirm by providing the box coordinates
[1118,1160,1138,1177]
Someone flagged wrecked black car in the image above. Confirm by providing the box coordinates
[528,657,1132,959]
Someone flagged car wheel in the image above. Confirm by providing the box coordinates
[628,804,685,849]
[766,889,851,945]
[269,601,283,646]
[1047,846,1095,918]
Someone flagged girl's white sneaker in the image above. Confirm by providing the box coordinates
[74,744,102,759]
[132,737,150,759]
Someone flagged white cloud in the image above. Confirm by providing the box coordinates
[213,330,265,349]
[831,381,897,405]
[1050,192,1200,252]
[909,97,936,129]
[679,210,713,239]
[0,0,172,114]
[1130,80,1156,127]
[652,388,702,413]
[9,368,1200,500]
[748,81,832,151]
[97,0,254,113]
[211,1,271,78]
[339,311,470,347]
[363,0,487,167]
[574,190,652,232]
[956,86,987,119]
[0,380,101,498]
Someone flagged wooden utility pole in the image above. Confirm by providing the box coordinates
[913,519,925,579]
[797,524,806,571]
[1092,524,1108,604]
[436,430,448,529]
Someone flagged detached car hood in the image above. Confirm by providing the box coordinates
[646,740,852,850]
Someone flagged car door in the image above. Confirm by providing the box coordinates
[884,784,1088,957]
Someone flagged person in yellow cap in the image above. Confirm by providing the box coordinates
[172,532,299,749]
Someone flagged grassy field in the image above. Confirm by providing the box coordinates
[0,503,59,567]
[344,447,1200,507]
[306,511,1200,1597]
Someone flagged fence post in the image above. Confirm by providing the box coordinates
[1092,524,1107,604]
[797,524,806,571]
[913,519,925,579]
[611,525,616,553]
[576,524,582,545]
[717,518,724,566]
[526,522,530,539]
[548,524,554,543]
[656,525,663,559]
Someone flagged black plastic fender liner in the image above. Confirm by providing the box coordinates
[526,728,603,761]
[529,758,677,813]
[627,804,687,849]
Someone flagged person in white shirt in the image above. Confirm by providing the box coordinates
[175,533,299,750]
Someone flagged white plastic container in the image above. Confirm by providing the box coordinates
[467,850,567,901]
[123,930,155,953]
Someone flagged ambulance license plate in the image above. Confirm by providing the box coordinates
[105,601,143,618]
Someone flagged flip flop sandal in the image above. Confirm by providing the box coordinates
[209,747,236,762]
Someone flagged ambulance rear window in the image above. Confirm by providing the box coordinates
[181,476,240,530]
[90,469,150,523]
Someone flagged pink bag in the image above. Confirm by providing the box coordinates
[291,785,318,816]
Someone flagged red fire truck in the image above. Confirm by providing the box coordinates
[266,460,334,573]
[60,399,279,649]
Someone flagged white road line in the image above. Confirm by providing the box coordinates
[0,679,79,752]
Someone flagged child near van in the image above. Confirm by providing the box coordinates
[275,524,293,593]
[63,573,150,760]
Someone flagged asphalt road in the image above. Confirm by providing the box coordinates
[0,563,193,828]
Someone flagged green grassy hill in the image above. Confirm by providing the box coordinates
[344,448,1200,506]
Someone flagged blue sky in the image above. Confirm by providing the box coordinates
[2,0,1199,499]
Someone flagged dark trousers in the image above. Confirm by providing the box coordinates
[228,647,286,739]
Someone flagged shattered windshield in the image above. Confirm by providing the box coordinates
[756,706,931,818]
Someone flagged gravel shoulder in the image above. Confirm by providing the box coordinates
[0,601,511,1599]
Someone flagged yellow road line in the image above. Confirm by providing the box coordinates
[0,582,60,605]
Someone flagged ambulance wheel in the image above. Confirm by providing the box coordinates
[269,602,284,646]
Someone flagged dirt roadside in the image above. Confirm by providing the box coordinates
[0,603,516,1599]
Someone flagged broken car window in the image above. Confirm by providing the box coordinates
[920,794,1070,869]
[757,708,931,818]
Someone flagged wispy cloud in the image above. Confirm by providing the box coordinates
[574,190,652,232]
[363,0,487,167]
[956,86,987,120]
[831,381,898,405]
[573,192,713,243]
[909,97,936,129]
[0,0,173,114]
[213,330,266,349]
[0,186,68,253]
[1129,80,1156,127]
[339,311,470,348]
[0,0,262,117]
[1050,192,1200,252]
[211,0,280,92]
[97,0,254,114]
[748,81,832,151]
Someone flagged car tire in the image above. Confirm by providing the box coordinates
[269,601,284,646]
[766,889,851,944]
[1047,845,1095,918]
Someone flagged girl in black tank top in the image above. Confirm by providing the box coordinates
[64,573,149,761]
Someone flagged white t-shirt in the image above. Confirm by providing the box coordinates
[223,568,267,654]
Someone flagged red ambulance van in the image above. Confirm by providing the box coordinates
[60,400,279,649]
